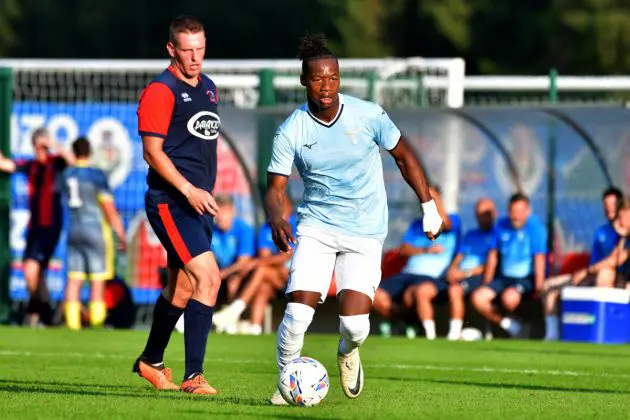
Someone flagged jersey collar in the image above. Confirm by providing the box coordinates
[306,94,344,128]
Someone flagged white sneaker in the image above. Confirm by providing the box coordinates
[337,349,364,399]
[269,387,289,405]
[212,307,239,333]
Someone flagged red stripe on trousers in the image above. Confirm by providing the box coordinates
[157,203,193,265]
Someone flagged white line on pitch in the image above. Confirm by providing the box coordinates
[1,349,628,380]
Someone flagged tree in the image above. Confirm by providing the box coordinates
[0,0,20,57]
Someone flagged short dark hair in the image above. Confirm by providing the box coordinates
[72,137,91,158]
[169,15,204,45]
[31,127,49,145]
[602,186,623,201]
[509,192,530,206]
[619,196,630,211]
[298,33,337,74]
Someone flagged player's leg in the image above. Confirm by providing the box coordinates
[448,276,483,340]
[372,274,414,337]
[23,227,58,327]
[595,267,616,288]
[65,241,87,331]
[413,279,440,340]
[86,226,115,328]
[471,282,502,325]
[213,265,274,332]
[498,279,531,336]
[135,267,187,391]
[334,236,382,399]
[249,281,277,335]
[270,232,336,405]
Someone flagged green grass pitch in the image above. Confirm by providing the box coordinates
[0,327,629,419]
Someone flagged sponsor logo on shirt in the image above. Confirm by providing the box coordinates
[187,111,221,140]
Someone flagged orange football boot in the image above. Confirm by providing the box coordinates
[132,358,179,391]
[181,373,218,395]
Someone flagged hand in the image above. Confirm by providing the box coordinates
[182,183,218,216]
[428,245,445,254]
[421,199,443,240]
[270,217,295,253]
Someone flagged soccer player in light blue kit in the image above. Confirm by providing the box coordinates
[265,34,443,404]
[444,198,498,340]
[471,193,547,337]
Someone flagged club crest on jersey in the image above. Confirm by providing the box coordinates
[206,89,217,104]
[187,111,221,140]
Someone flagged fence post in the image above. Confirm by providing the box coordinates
[547,68,558,271]
[256,69,278,209]
[0,67,12,324]
[366,71,377,103]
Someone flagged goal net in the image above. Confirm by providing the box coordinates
[1,57,465,305]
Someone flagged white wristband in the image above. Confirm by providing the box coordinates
[421,199,443,235]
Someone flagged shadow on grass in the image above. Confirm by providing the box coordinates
[180,408,343,420]
[373,375,630,395]
[471,346,630,359]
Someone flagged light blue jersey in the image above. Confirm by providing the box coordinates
[458,228,498,271]
[496,216,547,278]
[267,94,401,242]
[401,214,461,278]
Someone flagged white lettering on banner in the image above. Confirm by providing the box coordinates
[562,313,596,325]
[10,210,29,251]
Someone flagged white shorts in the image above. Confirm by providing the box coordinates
[286,226,383,303]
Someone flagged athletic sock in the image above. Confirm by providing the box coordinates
[544,315,559,340]
[183,299,214,379]
[422,320,436,340]
[89,301,107,327]
[65,301,82,331]
[142,294,184,364]
[276,302,315,373]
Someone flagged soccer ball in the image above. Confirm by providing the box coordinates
[460,327,483,341]
[278,357,330,407]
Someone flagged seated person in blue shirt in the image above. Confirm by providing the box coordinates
[213,199,297,335]
[211,194,256,305]
[443,198,498,341]
[471,193,547,337]
[543,193,630,340]
[372,186,458,339]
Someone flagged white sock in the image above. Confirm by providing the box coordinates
[500,317,521,336]
[338,314,370,355]
[230,299,246,317]
[422,320,436,340]
[448,319,463,338]
[544,315,559,340]
[276,302,315,373]
[249,323,263,335]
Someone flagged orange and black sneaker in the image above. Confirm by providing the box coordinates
[181,373,218,395]
[132,357,179,391]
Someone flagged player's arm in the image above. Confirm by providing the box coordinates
[98,196,126,250]
[388,138,442,239]
[265,174,295,253]
[138,82,217,216]
[265,127,297,253]
[482,249,498,284]
[51,140,75,166]
[586,238,627,273]
[0,150,17,173]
